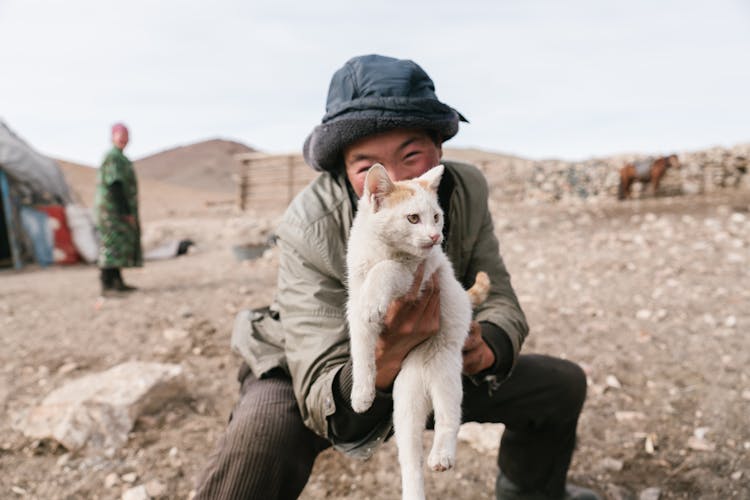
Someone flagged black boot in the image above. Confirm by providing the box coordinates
[100,268,119,296]
[113,269,137,292]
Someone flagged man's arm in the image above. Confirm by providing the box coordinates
[466,202,529,377]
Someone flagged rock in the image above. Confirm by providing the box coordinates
[687,436,716,451]
[57,362,78,375]
[639,487,661,500]
[605,483,635,500]
[11,486,28,495]
[457,422,504,455]
[162,328,190,342]
[122,485,149,500]
[145,479,167,497]
[178,305,193,318]
[636,309,652,320]
[615,411,646,421]
[122,472,138,483]
[17,361,186,453]
[104,472,120,488]
[605,375,622,389]
[599,457,624,471]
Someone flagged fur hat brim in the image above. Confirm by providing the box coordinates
[303,97,466,173]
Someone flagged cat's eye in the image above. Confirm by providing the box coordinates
[434,213,439,223]
[407,214,420,224]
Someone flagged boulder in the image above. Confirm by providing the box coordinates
[17,361,185,453]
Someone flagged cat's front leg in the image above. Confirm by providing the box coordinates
[359,261,415,324]
[349,318,379,413]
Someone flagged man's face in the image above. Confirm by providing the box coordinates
[343,128,443,198]
[112,128,129,150]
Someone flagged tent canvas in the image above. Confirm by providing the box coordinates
[0,120,82,269]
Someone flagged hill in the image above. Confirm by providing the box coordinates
[134,139,254,194]
[58,157,239,222]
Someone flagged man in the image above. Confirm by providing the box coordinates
[94,123,141,295]
[196,55,599,500]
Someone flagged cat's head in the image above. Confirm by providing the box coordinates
[361,163,445,257]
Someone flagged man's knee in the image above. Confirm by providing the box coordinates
[228,381,308,453]
[550,359,587,419]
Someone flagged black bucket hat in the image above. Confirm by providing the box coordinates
[303,54,468,173]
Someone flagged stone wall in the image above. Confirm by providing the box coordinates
[480,143,750,204]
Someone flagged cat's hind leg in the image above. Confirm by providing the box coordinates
[393,365,431,500]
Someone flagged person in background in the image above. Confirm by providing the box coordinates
[196,54,600,500]
[94,122,142,295]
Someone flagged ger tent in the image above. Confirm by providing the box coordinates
[0,120,93,269]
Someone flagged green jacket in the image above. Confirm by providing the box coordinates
[231,160,528,450]
[94,146,142,268]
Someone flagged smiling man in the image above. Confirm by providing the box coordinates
[196,54,599,500]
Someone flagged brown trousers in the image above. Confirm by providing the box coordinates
[195,354,586,500]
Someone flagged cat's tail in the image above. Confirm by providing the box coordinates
[467,271,490,308]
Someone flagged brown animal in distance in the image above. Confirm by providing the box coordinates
[618,154,680,200]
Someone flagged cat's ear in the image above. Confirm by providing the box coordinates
[417,164,444,192]
[364,163,395,211]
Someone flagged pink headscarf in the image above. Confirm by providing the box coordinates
[111,122,128,135]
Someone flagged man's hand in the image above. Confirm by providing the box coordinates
[462,321,496,375]
[374,264,441,390]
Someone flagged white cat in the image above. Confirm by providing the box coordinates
[346,163,490,500]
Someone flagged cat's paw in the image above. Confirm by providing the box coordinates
[351,384,376,413]
[427,447,455,472]
[363,301,389,324]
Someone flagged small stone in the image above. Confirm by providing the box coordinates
[687,436,716,451]
[639,487,661,500]
[121,472,138,483]
[57,362,78,375]
[162,328,189,342]
[145,479,167,497]
[731,471,743,480]
[178,305,193,318]
[636,309,652,320]
[725,316,737,328]
[11,486,27,495]
[121,485,149,500]
[105,472,120,488]
[615,411,645,421]
[606,375,622,389]
[605,483,634,500]
[600,457,624,471]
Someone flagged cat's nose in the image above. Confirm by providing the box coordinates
[430,234,441,244]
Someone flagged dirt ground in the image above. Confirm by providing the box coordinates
[1,189,749,500]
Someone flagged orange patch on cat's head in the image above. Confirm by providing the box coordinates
[384,184,416,206]
[415,180,432,191]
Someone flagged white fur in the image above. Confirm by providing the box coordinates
[346,164,472,500]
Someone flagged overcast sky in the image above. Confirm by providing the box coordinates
[1,0,749,166]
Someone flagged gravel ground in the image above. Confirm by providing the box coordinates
[1,190,748,499]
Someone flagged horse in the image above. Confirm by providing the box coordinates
[618,154,680,200]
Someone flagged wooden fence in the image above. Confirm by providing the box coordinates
[234,152,319,212]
